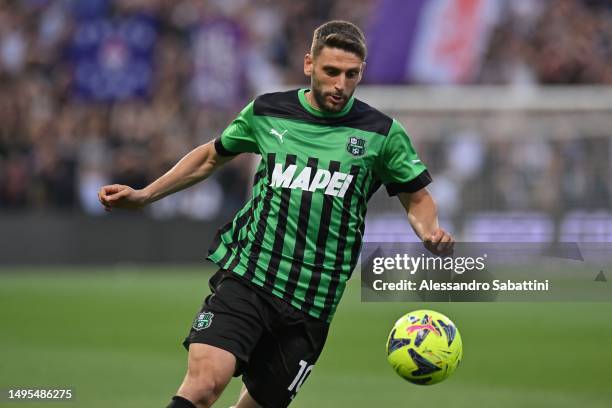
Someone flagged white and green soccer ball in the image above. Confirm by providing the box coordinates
[386,310,463,385]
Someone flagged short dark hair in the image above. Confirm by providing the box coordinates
[310,20,367,61]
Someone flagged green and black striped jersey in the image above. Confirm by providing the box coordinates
[208,88,431,322]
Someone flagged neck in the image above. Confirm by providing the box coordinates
[305,89,323,111]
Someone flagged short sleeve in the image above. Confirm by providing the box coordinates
[377,119,432,196]
[214,101,260,156]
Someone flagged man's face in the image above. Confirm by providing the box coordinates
[304,46,364,113]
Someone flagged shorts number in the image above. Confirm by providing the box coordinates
[287,360,314,393]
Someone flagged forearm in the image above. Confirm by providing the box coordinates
[142,141,225,204]
[399,190,439,241]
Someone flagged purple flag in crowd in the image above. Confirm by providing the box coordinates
[191,17,247,109]
[365,0,500,84]
[70,12,157,101]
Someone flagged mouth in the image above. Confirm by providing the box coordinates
[327,94,345,105]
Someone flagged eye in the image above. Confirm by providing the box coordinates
[324,68,340,76]
[347,71,359,79]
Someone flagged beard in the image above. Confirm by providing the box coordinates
[310,77,351,113]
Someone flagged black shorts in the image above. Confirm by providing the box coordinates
[183,269,330,408]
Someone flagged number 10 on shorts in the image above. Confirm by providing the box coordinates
[287,360,314,398]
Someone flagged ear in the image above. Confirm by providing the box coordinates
[304,53,313,77]
[358,61,366,81]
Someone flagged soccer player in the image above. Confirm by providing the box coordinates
[98,20,453,408]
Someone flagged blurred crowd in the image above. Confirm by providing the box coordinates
[0,0,611,219]
[421,133,611,216]
[479,0,612,85]
[0,0,374,218]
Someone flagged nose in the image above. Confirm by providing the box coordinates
[334,74,346,93]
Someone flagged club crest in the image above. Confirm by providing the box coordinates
[193,312,214,331]
[346,136,366,156]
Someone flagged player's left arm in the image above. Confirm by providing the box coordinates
[398,188,454,256]
[378,119,454,255]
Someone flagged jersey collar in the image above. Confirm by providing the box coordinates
[298,88,355,118]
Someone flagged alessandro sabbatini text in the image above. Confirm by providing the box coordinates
[362,247,551,301]
[371,278,549,292]
[360,242,612,302]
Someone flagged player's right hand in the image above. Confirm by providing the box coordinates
[98,184,149,212]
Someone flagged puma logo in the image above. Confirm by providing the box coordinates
[270,128,287,143]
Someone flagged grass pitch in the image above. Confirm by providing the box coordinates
[1,266,611,407]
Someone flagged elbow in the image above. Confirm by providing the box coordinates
[196,159,217,180]
[195,142,223,179]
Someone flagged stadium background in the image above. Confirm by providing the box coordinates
[1,0,611,407]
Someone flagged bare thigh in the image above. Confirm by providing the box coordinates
[176,343,237,408]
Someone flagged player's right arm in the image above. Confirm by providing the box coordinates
[98,140,235,212]
[99,102,258,212]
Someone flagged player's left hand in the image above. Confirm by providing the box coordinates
[423,228,454,257]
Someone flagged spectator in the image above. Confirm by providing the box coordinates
[0,0,610,221]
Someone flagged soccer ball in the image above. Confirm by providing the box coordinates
[386,310,462,385]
